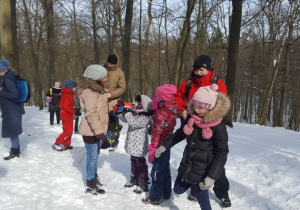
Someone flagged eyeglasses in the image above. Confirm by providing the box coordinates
[192,100,211,109]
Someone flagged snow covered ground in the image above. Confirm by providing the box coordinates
[0,106,300,210]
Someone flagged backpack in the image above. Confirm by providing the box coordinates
[184,75,219,102]
[101,111,123,149]
[46,88,53,103]
[5,75,30,103]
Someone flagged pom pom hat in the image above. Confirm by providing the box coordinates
[192,85,218,110]
[155,84,177,102]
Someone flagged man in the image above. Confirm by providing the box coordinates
[104,54,126,151]
[174,55,231,208]
[0,60,23,160]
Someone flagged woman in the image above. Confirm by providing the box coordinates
[0,60,23,160]
[76,64,109,195]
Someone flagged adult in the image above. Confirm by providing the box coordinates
[174,55,231,207]
[0,60,23,160]
[46,81,61,127]
[103,54,126,151]
[76,64,109,195]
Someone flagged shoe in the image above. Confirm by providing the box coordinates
[64,145,73,150]
[220,198,231,208]
[187,194,197,202]
[49,125,54,128]
[133,179,149,194]
[124,175,137,188]
[74,131,79,134]
[86,179,105,195]
[109,146,118,152]
[141,197,161,205]
[52,143,64,151]
[95,173,104,187]
[4,148,21,160]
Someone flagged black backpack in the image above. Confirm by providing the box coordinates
[184,75,219,101]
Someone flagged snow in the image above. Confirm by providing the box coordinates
[0,106,300,209]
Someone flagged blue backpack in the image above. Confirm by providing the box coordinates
[5,75,30,103]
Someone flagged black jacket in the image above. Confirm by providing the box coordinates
[163,93,230,184]
[46,86,61,111]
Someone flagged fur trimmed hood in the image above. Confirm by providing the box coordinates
[76,76,109,94]
[187,93,230,123]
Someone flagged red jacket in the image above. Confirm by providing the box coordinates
[175,68,227,112]
[59,88,76,118]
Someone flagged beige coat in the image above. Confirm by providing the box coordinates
[76,76,109,136]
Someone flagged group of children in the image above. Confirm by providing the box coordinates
[115,83,230,209]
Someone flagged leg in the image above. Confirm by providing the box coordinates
[10,135,20,149]
[163,151,171,199]
[136,157,149,182]
[149,150,170,201]
[196,185,211,210]
[56,110,61,124]
[85,143,98,181]
[50,110,54,125]
[213,168,231,207]
[74,117,79,133]
[173,174,191,195]
[56,116,73,146]
[188,185,198,202]
[4,136,21,160]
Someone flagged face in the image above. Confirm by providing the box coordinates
[194,67,209,77]
[194,105,209,117]
[107,62,116,68]
[134,101,139,109]
[55,84,60,88]
[100,76,107,86]
[72,86,77,92]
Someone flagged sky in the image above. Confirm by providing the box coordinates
[0,106,300,210]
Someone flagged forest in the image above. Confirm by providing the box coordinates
[0,0,299,130]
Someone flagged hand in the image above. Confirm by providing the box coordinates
[123,102,132,113]
[155,146,166,158]
[75,109,82,116]
[199,177,215,190]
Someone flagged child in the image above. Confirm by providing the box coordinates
[52,80,81,151]
[155,85,230,209]
[117,95,153,194]
[142,84,179,205]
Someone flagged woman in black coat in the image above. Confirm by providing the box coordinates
[155,85,230,209]
[0,60,23,160]
[46,81,61,127]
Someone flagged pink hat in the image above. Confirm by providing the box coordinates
[192,85,218,110]
[155,84,177,102]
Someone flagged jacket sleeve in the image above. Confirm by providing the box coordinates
[207,123,229,180]
[162,121,187,149]
[60,95,76,115]
[217,79,227,96]
[151,109,169,148]
[0,77,18,99]
[110,70,126,99]
[174,79,188,112]
[124,112,150,129]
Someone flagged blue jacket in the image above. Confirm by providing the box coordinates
[0,70,23,138]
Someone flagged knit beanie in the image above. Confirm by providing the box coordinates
[192,85,218,110]
[107,54,118,65]
[64,80,76,90]
[141,95,152,112]
[54,81,61,86]
[155,84,177,102]
[0,60,10,71]
[193,55,212,70]
[83,64,107,81]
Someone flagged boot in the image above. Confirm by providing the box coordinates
[86,178,105,195]
[133,179,149,194]
[124,175,138,188]
[95,173,104,187]
[4,148,21,160]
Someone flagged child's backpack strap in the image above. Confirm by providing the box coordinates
[184,78,193,102]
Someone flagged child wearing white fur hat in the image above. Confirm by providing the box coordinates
[155,85,230,209]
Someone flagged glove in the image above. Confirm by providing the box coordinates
[155,146,166,158]
[199,177,215,190]
[148,144,157,164]
[123,102,132,113]
[75,109,82,116]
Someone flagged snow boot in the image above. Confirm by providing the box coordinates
[95,173,104,187]
[133,179,149,194]
[52,143,64,151]
[4,148,20,160]
[86,178,105,195]
[63,145,73,150]
[141,197,161,205]
[220,197,231,208]
[124,175,138,188]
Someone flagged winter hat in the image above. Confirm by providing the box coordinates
[83,64,107,81]
[107,54,118,65]
[64,80,76,90]
[193,55,212,70]
[192,85,218,110]
[140,95,152,112]
[54,81,61,86]
[155,84,177,102]
[0,60,10,71]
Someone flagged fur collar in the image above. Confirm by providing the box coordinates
[187,93,230,123]
[76,76,109,94]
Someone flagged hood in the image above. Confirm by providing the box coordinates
[140,95,152,112]
[61,87,75,96]
[189,68,216,85]
[187,93,230,123]
[76,76,109,94]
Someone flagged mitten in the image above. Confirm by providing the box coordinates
[123,102,133,113]
[148,144,157,164]
[75,109,82,116]
[155,146,166,158]
[115,106,124,115]
[199,177,215,190]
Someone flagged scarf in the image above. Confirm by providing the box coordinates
[183,114,223,139]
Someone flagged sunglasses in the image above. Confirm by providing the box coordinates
[192,100,211,109]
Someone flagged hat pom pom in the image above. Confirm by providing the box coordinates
[211,84,218,91]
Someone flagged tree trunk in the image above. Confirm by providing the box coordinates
[223,0,243,127]
[10,0,20,74]
[122,0,133,101]
[111,0,120,54]
[91,0,100,63]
